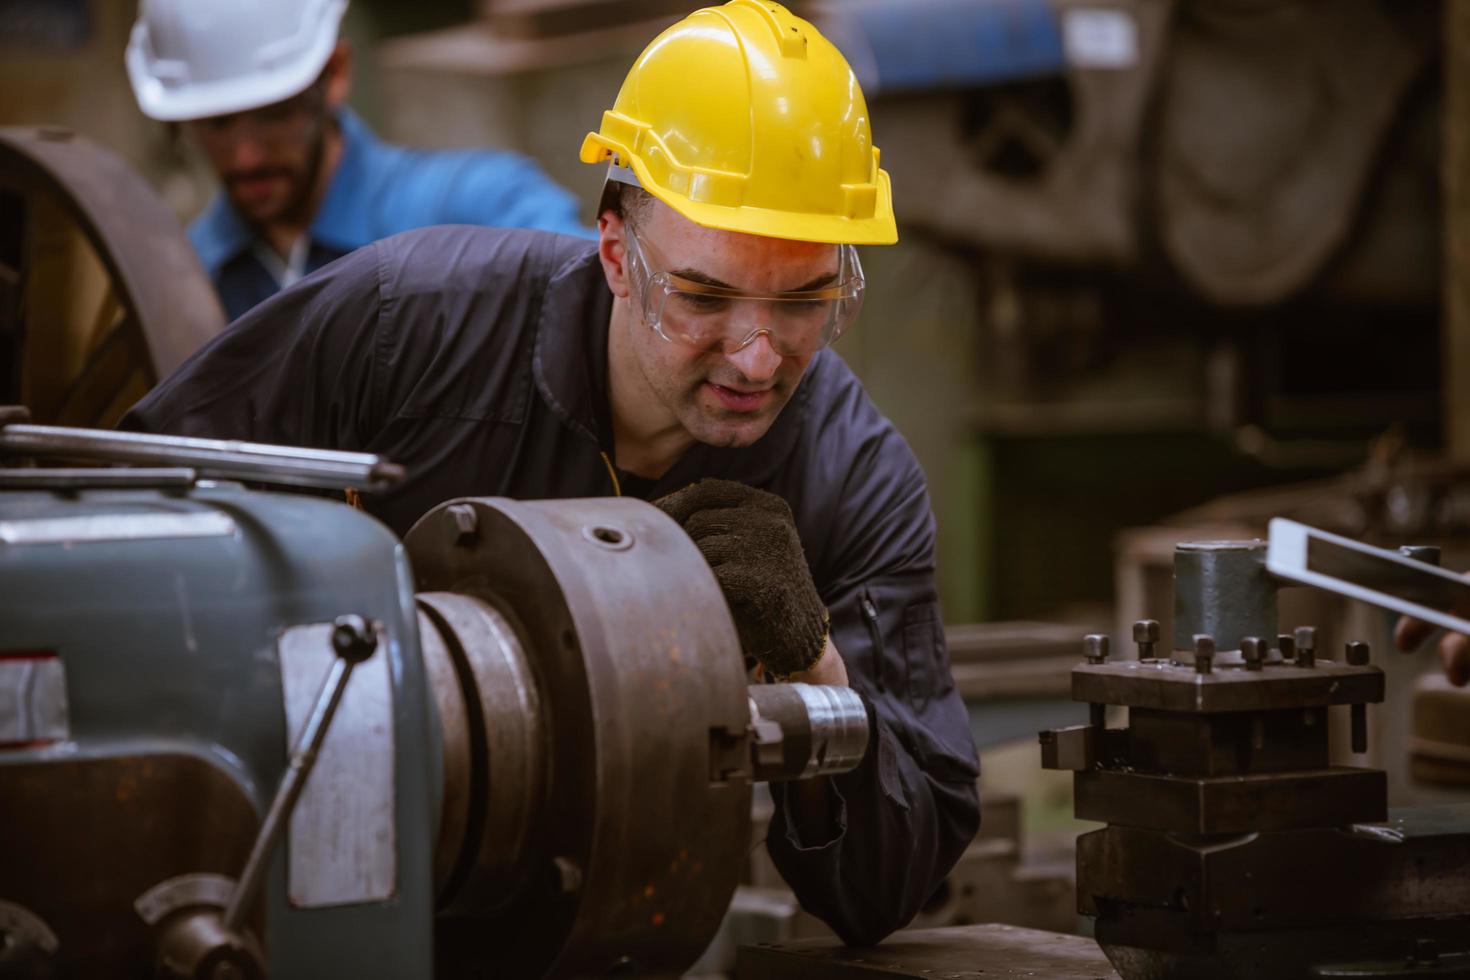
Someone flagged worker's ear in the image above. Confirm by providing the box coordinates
[323,40,353,111]
[597,211,632,300]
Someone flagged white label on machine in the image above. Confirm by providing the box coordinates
[1063,8,1139,69]
[278,622,396,907]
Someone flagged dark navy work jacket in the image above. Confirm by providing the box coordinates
[125,226,980,946]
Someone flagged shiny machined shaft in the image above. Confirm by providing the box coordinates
[747,682,870,781]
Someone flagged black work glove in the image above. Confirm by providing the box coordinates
[655,479,829,677]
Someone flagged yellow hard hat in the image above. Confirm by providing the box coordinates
[580,0,896,246]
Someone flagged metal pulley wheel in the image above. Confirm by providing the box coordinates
[0,126,224,428]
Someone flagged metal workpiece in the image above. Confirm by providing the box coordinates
[746,682,869,781]
[1173,541,1276,661]
[0,423,404,491]
[406,495,753,979]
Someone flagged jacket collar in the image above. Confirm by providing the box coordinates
[188,107,376,276]
[531,245,811,492]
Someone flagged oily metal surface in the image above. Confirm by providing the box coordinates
[734,923,1121,979]
[406,496,751,980]
[1072,660,1384,713]
[0,752,258,976]
[1073,766,1387,833]
[0,127,223,422]
[1172,542,1276,658]
[1077,806,1470,933]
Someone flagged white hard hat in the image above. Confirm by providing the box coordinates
[126,0,349,122]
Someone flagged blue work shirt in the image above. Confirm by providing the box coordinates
[188,109,593,322]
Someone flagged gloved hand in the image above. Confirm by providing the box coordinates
[655,479,829,678]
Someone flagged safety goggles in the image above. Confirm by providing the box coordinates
[622,221,864,357]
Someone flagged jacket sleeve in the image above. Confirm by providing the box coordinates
[766,382,981,947]
[121,242,389,450]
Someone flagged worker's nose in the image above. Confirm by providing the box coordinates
[724,330,783,385]
[227,133,269,171]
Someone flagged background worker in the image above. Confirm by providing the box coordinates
[125,0,591,322]
[125,0,979,945]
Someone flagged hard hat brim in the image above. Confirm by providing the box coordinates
[581,134,898,247]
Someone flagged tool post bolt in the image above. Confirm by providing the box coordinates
[1132,620,1160,661]
[1241,636,1264,671]
[1276,634,1294,665]
[1346,641,1371,666]
[1194,635,1215,675]
[1294,626,1317,668]
[1083,635,1109,730]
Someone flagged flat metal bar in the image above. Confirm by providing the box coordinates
[222,655,356,932]
[0,424,403,491]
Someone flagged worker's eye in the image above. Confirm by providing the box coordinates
[672,292,731,316]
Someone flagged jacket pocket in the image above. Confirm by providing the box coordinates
[902,599,944,713]
[859,588,886,692]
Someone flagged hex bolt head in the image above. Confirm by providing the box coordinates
[1083,634,1110,664]
[1276,634,1295,664]
[1294,625,1317,668]
[1346,641,1371,666]
[1193,634,1215,674]
[1132,619,1160,658]
[1241,636,1264,671]
[1400,545,1442,567]
[331,615,378,664]
[448,503,478,547]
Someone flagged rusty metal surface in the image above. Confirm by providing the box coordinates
[0,127,223,423]
[406,496,751,979]
[734,923,1121,979]
[1073,659,1384,712]
[0,752,259,976]
[1073,766,1387,833]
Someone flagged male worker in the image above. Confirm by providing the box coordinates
[125,0,590,322]
[125,1,979,945]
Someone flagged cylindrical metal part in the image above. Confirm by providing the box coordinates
[747,683,870,781]
[1241,636,1264,671]
[1346,641,1371,666]
[1295,626,1317,668]
[1084,634,1111,664]
[1173,541,1276,663]
[1132,620,1160,660]
[0,424,404,491]
[417,592,546,914]
[1351,703,1369,754]
[1194,635,1215,674]
[1275,634,1295,666]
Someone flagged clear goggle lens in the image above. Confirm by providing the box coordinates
[625,224,864,357]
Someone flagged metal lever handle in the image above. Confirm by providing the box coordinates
[0,423,404,491]
[220,616,379,933]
